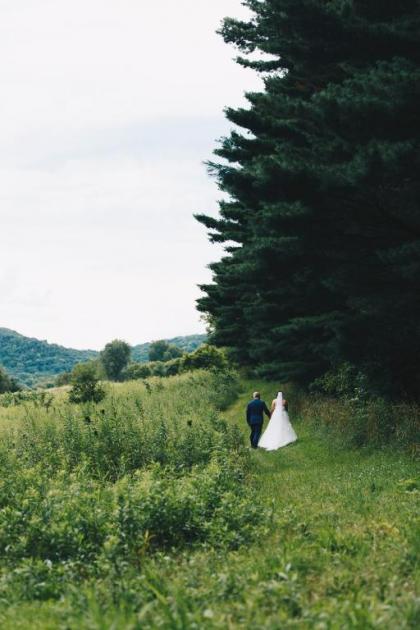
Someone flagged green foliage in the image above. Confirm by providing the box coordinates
[100,339,131,381]
[0,459,263,567]
[0,328,96,387]
[68,363,106,404]
[121,345,230,382]
[12,372,242,479]
[197,0,420,398]
[303,363,420,449]
[0,378,417,628]
[181,344,228,372]
[121,362,152,380]
[131,334,207,362]
[148,340,183,362]
[0,366,20,394]
[302,392,420,452]
[0,372,273,625]
[0,328,206,387]
[310,363,371,401]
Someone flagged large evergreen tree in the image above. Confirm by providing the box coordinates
[197,1,420,397]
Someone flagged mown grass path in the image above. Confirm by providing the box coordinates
[219,381,419,628]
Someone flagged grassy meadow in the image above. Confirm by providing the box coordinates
[0,373,417,628]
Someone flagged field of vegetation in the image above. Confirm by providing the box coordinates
[0,371,417,628]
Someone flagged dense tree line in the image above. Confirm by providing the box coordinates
[197,0,420,398]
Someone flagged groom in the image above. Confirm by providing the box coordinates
[246,392,271,448]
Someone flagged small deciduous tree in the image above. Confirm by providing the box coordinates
[68,363,105,404]
[100,340,131,381]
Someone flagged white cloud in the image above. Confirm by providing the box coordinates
[0,0,261,349]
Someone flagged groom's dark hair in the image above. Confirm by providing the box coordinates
[253,392,261,399]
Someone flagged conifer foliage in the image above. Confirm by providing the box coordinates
[197,1,420,397]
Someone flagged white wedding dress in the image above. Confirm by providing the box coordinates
[258,392,297,451]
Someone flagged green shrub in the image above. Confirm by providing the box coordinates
[69,363,106,404]
[0,457,266,571]
[121,363,152,380]
[181,345,228,372]
[310,363,369,401]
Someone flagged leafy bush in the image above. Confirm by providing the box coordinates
[0,457,266,570]
[310,363,370,401]
[181,345,228,372]
[68,363,106,404]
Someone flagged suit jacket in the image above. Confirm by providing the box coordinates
[246,399,271,425]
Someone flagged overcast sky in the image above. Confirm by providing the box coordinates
[0,0,260,349]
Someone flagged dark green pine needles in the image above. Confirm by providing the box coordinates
[196,0,420,397]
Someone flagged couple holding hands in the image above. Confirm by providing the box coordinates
[246,390,297,451]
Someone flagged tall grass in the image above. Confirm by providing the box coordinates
[300,363,420,452]
[0,370,270,621]
[298,394,420,453]
[0,371,244,479]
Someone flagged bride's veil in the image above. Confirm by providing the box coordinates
[270,391,282,419]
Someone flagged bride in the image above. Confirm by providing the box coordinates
[258,391,297,451]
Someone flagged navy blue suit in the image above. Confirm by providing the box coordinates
[246,399,271,448]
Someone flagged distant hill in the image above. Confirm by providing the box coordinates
[0,328,207,387]
[0,328,97,387]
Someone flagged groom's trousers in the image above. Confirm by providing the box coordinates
[249,422,263,448]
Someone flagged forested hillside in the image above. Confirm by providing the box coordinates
[197,0,420,398]
[0,329,97,387]
[0,329,206,387]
